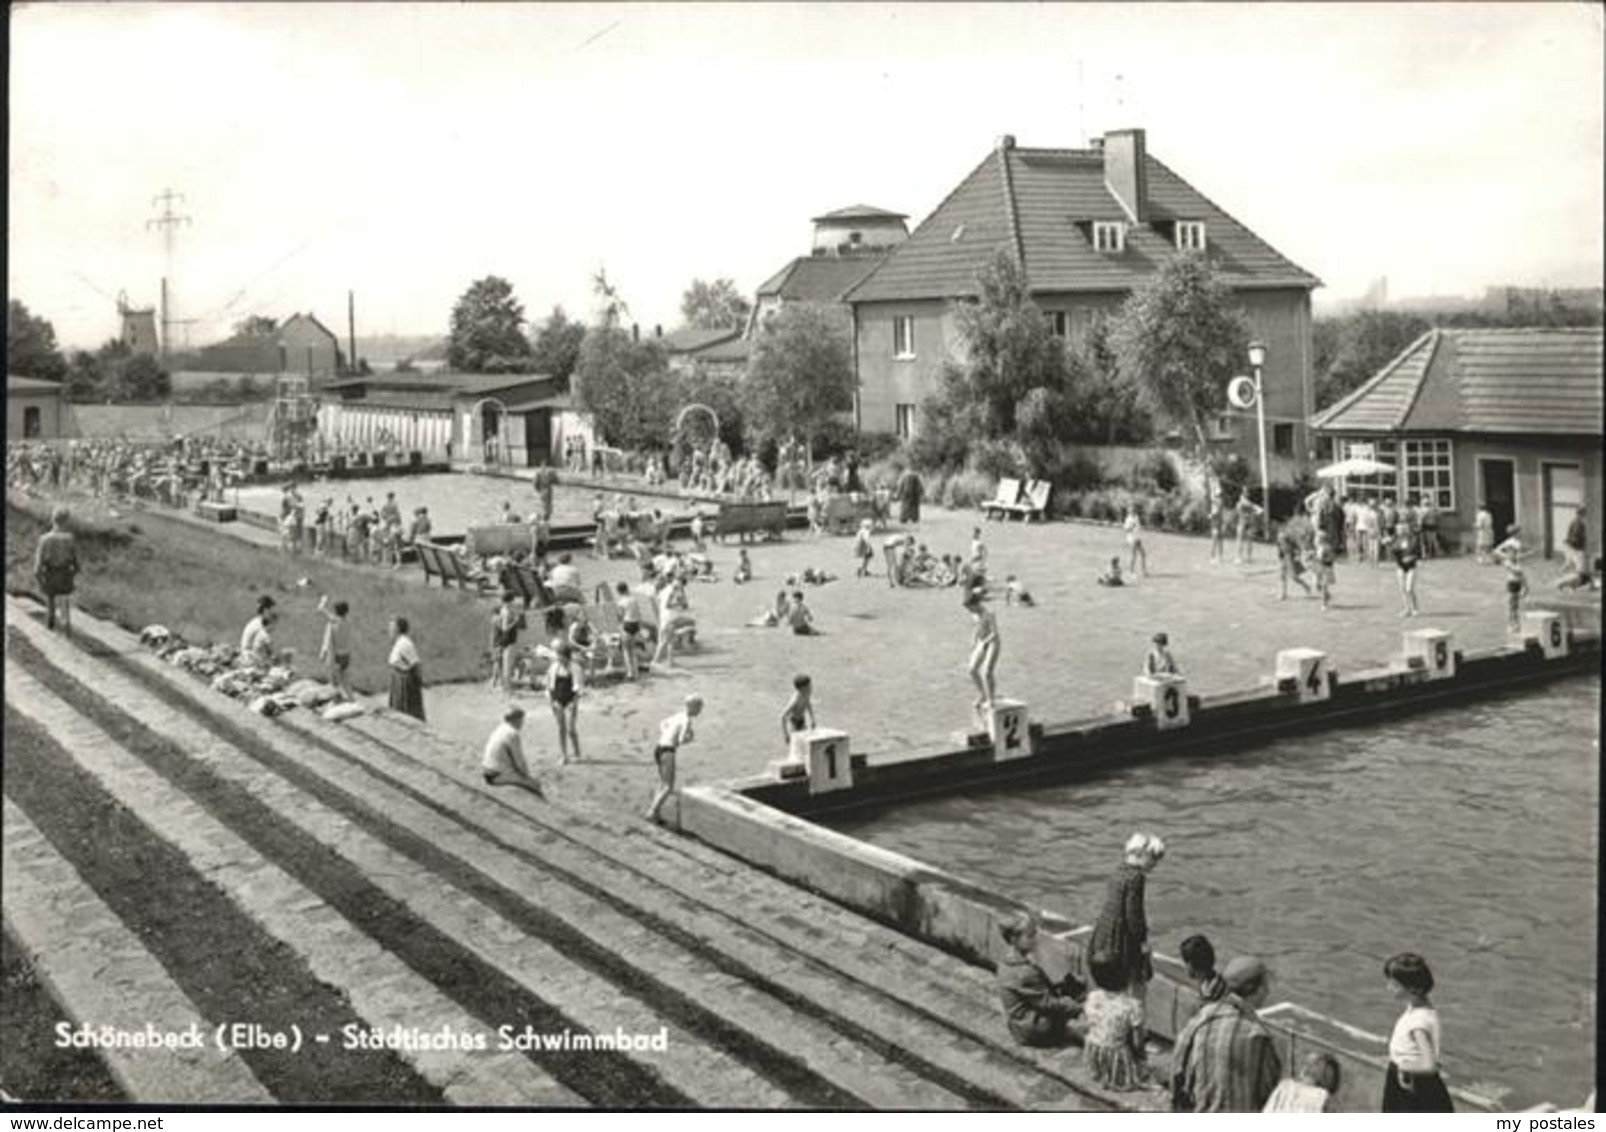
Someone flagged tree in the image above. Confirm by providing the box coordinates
[61,339,171,404]
[572,326,676,450]
[680,277,752,331]
[447,275,533,372]
[8,300,68,382]
[1313,309,1430,410]
[529,306,587,384]
[739,302,855,453]
[115,354,172,402]
[1110,254,1249,463]
[1068,316,1151,445]
[233,314,278,337]
[944,252,1073,438]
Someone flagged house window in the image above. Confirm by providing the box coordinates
[895,403,917,439]
[1093,221,1126,253]
[23,407,41,438]
[1337,437,1455,509]
[893,316,915,359]
[1273,422,1294,456]
[1175,221,1207,251]
[1048,311,1068,339]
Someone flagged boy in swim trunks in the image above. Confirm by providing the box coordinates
[780,674,815,752]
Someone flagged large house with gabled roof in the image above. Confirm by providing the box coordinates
[1312,327,1602,557]
[843,128,1322,457]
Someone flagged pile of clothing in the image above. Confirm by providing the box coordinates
[140,623,337,717]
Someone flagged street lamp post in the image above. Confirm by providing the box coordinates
[1248,340,1270,534]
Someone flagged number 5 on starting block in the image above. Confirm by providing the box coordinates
[986,700,1034,761]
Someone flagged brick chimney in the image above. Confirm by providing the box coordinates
[1102,128,1148,223]
[995,134,1016,152]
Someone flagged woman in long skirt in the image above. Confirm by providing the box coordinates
[388,616,426,721]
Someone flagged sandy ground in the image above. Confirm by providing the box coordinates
[402,509,1597,818]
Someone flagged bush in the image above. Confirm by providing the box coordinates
[853,431,904,466]
[1055,449,1106,492]
[1136,450,1180,493]
[940,469,994,510]
[861,456,906,493]
[966,438,1028,482]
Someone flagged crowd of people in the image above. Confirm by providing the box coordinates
[996,831,1460,1112]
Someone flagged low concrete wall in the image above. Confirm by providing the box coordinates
[679,783,1503,1113]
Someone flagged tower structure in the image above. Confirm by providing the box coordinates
[146,188,191,360]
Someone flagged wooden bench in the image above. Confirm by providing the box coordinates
[714,500,788,544]
[980,477,1024,521]
[465,522,546,560]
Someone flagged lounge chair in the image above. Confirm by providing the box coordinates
[1018,479,1052,522]
[417,542,447,587]
[980,477,1024,521]
[442,547,493,592]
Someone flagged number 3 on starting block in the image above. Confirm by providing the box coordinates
[1133,675,1190,730]
[1276,648,1331,703]
[987,700,1034,761]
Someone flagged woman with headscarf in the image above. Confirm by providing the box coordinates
[388,615,426,721]
[1087,832,1167,998]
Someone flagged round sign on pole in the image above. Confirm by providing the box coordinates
[1228,375,1258,410]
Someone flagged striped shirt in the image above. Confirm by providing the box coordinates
[1170,995,1282,1113]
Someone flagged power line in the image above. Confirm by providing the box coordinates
[147,188,192,361]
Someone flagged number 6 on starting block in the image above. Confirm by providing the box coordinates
[1403,629,1456,680]
[1276,648,1332,703]
[794,728,853,794]
[1133,675,1190,730]
[986,699,1034,761]
[1523,611,1569,659]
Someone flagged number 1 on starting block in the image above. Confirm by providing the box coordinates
[793,728,853,794]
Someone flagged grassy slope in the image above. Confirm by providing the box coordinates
[6,495,490,691]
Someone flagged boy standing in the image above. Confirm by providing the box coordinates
[315,595,355,702]
[646,694,703,825]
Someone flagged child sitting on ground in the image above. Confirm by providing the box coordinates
[1097,557,1125,586]
[1179,934,1227,1004]
[800,566,837,586]
[786,591,819,635]
[1264,1051,1341,1113]
[1004,575,1035,607]
[733,547,753,585]
[748,589,789,628]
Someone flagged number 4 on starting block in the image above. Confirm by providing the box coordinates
[1276,648,1332,703]
[986,700,1035,761]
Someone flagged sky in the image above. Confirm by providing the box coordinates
[8,2,1603,352]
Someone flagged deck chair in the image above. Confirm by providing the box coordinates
[443,548,493,593]
[1020,479,1052,522]
[980,477,1023,520]
[417,543,447,587]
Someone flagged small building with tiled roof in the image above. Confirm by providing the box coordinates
[1312,327,1602,556]
[8,374,66,440]
[843,128,1321,451]
[747,204,910,341]
[314,371,590,467]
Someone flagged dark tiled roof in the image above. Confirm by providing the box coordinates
[692,336,751,363]
[661,327,742,354]
[845,144,1321,303]
[812,204,908,222]
[1314,328,1603,436]
[755,256,886,303]
[8,374,63,393]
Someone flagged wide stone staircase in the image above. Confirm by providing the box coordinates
[3,596,1153,1108]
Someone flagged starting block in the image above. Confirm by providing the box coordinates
[1403,629,1456,680]
[986,699,1034,761]
[1523,610,1569,659]
[1132,674,1190,730]
[1276,648,1332,703]
[791,728,853,794]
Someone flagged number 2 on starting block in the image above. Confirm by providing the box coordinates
[1276,648,1331,703]
[987,700,1034,761]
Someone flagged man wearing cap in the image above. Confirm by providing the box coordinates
[482,706,544,799]
[1170,956,1282,1112]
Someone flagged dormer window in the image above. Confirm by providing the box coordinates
[1093,221,1126,253]
[1175,221,1207,251]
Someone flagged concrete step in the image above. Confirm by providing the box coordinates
[6,613,793,1109]
[3,657,582,1108]
[2,797,271,1105]
[38,600,1122,1109]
